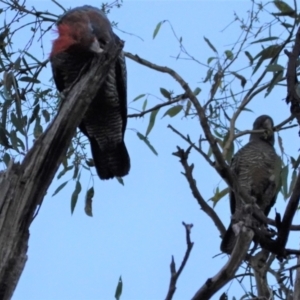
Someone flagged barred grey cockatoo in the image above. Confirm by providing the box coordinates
[220,115,281,254]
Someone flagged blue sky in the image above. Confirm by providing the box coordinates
[7,0,299,299]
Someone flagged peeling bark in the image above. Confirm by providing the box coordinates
[0,39,123,300]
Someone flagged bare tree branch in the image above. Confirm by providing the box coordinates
[168,125,214,168]
[1,0,58,22]
[249,250,271,298]
[277,171,300,250]
[172,146,225,236]
[0,38,123,300]
[165,222,194,300]
[191,223,254,300]
[124,51,254,209]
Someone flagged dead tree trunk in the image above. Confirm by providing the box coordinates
[0,38,124,300]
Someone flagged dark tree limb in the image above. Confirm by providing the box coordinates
[124,52,257,209]
[0,38,124,300]
[191,224,254,300]
[276,171,300,249]
[165,222,194,300]
[172,146,225,236]
[249,250,271,298]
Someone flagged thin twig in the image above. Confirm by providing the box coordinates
[128,94,187,118]
[168,125,214,167]
[165,222,194,300]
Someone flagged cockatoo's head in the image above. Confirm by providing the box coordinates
[250,115,275,145]
[50,6,114,57]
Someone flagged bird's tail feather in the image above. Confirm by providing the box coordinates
[220,223,237,254]
[90,138,130,180]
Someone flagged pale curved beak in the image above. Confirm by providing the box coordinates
[89,38,103,53]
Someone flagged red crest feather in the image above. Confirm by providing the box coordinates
[50,24,77,57]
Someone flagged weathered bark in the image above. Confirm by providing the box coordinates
[0,39,124,300]
[191,223,254,300]
[249,250,270,298]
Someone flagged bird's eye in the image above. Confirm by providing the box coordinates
[98,38,107,46]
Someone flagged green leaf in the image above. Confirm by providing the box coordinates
[251,36,279,44]
[241,107,254,113]
[85,187,94,217]
[116,177,124,185]
[160,88,171,99]
[19,76,40,84]
[11,112,25,135]
[0,125,10,148]
[254,44,282,61]
[115,276,123,300]
[28,104,40,126]
[3,152,10,167]
[230,72,247,88]
[133,94,146,101]
[265,64,284,72]
[33,117,43,139]
[224,50,233,60]
[281,22,293,28]
[222,131,234,163]
[219,292,228,300]
[3,71,13,91]
[42,109,50,123]
[207,146,212,158]
[24,51,41,63]
[153,21,164,39]
[252,57,264,75]
[13,56,21,71]
[162,105,183,118]
[57,166,74,179]
[265,70,283,97]
[278,135,284,155]
[273,0,295,15]
[52,181,68,196]
[73,164,79,180]
[9,130,18,150]
[185,100,191,117]
[145,109,159,136]
[210,187,229,207]
[203,68,213,83]
[137,132,158,155]
[22,57,31,74]
[244,51,253,65]
[142,99,147,111]
[287,170,297,198]
[71,180,82,214]
[203,36,217,53]
[193,87,201,96]
[291,154,300,169]
[207,57,216,64]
